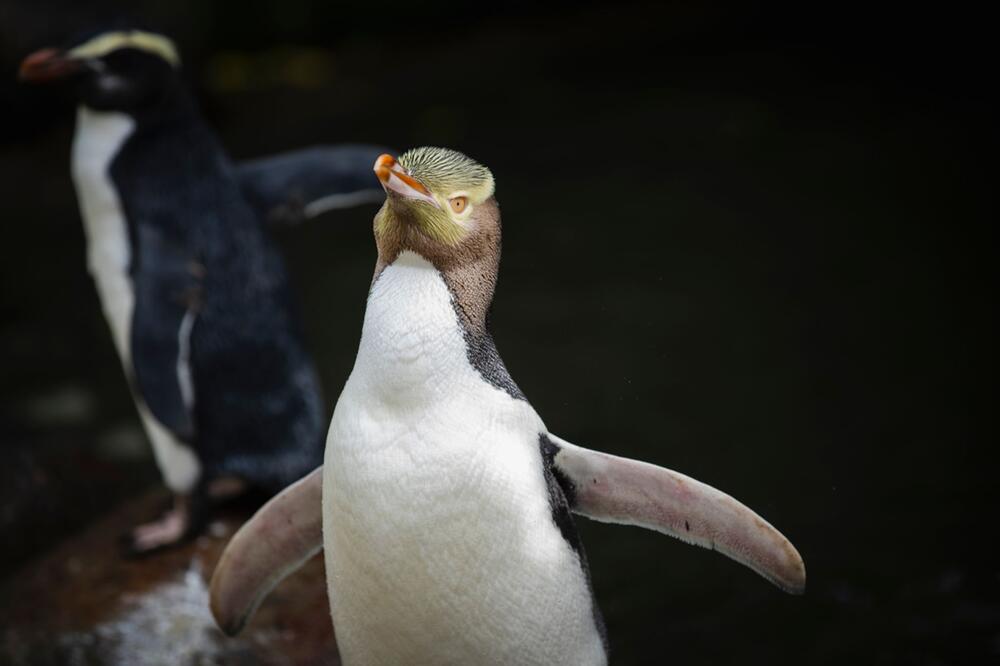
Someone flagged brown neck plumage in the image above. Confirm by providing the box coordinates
[373,197,502,333]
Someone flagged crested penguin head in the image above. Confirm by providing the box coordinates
[374,147,497,252]
[372,147,502,328]
[18,28,181,112]
[375,147,495,243]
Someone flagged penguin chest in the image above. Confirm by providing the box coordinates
[71,107,136,358]
[70,107,201,493]
[322,252,605,665]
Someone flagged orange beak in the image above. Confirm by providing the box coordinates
[373,154,440,208]
[18,48,82,83]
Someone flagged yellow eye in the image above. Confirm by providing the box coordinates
[449,196,468,214]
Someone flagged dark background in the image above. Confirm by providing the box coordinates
[0,2,994,664]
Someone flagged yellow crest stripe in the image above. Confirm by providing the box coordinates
[68,31,180,67]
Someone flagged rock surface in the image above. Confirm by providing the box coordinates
[0,490,337,666]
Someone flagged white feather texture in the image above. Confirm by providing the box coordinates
[71,106,200,493]
[71,107,135,356]
[323,251,606,665]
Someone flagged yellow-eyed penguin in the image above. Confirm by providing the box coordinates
[210,148,806,664]
[18,28,389,554]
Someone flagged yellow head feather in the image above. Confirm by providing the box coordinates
[69,31,180,67]
[375,147,494,246]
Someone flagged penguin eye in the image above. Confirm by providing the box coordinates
[449,196,468,214]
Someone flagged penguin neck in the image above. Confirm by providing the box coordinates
[373,202,502,334]
[115,79,201,129]
[361,248,525,402]
[73,92,239,247]
[112,92,225,172]
[72,92,226,181]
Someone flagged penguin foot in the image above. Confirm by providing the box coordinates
[132,510,187,550]
[120,481,265,557]
[120,496,195,557]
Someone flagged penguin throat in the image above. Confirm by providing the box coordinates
[373,206,502,334]
[364,251,524,402]
[373,245,497,334]
[375,202,464,251]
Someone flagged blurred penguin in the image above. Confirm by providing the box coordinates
[19,27,388,554]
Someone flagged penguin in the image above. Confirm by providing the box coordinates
[235,144,387,225]
[18,28,389,554]
[210,148,806,664]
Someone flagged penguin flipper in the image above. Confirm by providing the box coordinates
[545,434,807,595]
[210,467,323,636]
[131,225,202,441]
[235,144,391,226]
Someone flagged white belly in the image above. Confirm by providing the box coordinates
[71,107,136,357]
[71,106,199,493]
[322,252,605,665]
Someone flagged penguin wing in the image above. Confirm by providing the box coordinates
[209,431,807,636]
[234,144,391,226]
[545,434,806,594]
[210,467,323,636]
[130,225,202,441]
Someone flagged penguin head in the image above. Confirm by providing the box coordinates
[372,147,502,329]
[373,147,499,263]
[19,28,181,112]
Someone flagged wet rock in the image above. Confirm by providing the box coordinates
[0,491,337,665]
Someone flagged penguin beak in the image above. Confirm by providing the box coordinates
[374,154,441,209]
[18,48,83,83]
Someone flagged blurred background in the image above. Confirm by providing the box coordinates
[0,1,994,664]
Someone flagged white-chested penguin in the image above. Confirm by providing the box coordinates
[18,28,390,554]
[209,148,807,664]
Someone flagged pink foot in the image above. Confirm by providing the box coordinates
[122,496,192,556]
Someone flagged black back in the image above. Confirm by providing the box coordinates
[110,71,324,491]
